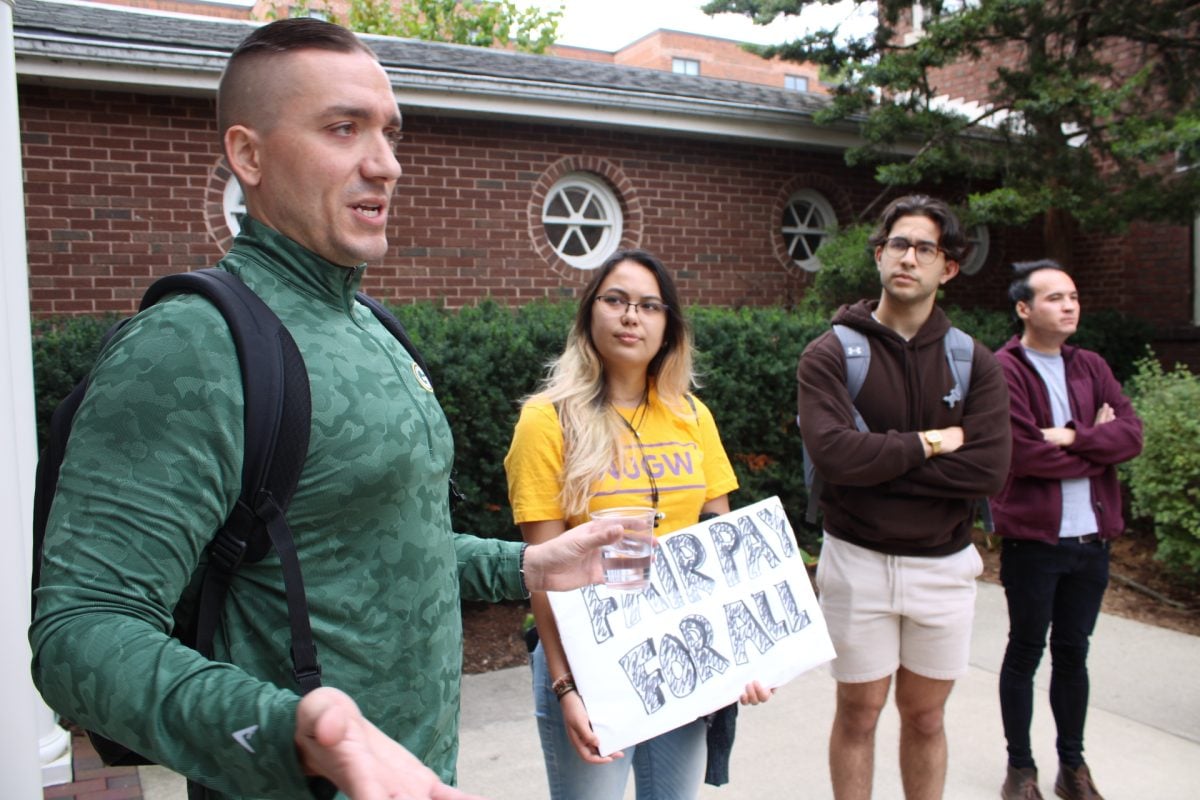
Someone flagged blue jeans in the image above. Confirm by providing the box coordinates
[530,642,708,800]
[998,537,1109,769]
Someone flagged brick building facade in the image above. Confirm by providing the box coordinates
[13,0,1198,365]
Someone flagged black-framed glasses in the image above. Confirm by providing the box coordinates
[883,236,944,266]
[595,294,669,316]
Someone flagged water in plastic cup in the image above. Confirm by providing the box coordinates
[591,506,656,591]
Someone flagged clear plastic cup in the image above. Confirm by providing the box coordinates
[590,506,657,591]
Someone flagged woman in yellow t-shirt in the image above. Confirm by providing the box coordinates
[504,249,770,800]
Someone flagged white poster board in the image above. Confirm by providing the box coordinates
[548,496,835,756]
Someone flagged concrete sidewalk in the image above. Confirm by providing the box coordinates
[139,581,1200,798]
[454,581,1199,799]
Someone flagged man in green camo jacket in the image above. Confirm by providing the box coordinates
[29,18,622,800]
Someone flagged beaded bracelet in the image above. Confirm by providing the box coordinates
[551,673,577,701]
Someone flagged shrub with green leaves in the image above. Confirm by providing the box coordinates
[32,314,119,449]
[1071,309,1154,384]
[809,224,877,313]
[26,297,1153,558]
[1122,357,1200,575]
[399,300,574,541]
[690,304,830,552]
[944,305,1011,351]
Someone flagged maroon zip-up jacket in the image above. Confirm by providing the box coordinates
[989,336,1143,543]
[797,300,1012,557]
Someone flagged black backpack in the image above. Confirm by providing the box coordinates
[31,268,430,766]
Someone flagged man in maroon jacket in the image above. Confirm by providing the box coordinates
[991,261,1143,800]
[797,195,1012,799]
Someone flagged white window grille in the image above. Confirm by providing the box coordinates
[542,173,624,270]
[781,189,837,272]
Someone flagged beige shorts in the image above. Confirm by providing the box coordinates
[816,533,982,683]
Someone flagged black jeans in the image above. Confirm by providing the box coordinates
[998,536,1110,769]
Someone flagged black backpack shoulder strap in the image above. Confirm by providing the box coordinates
[140,269,321,692]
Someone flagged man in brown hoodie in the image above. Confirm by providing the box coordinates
[797,195,1012,799]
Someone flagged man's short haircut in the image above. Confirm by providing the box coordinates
[867,194,971,263]
[217,18,378,138]
[1008,258,1070,307]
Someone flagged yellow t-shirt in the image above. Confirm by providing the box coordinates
[504,387,739,535]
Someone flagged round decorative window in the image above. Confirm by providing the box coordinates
[542,173,624,270]
[781,189,837,271]
[959,224,990,275]
[224,177,247,238]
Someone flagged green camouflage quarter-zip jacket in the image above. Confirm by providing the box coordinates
[30,217,524,798]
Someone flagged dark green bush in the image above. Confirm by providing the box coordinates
[396,300,574,541]
[690,304,830,552]
[944,305,1011,351]
[1122,357,1200,576]
[27,297,1153,555]
[1072,310,1154,384]
[32,314,120,449]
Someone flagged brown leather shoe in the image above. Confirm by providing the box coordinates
[1055,763,1104,800]
[1002,765,1045,800]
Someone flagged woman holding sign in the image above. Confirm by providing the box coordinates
[504,250,771,800]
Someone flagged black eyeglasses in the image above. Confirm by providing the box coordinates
[883,236,944,266]
[595,294,669,316]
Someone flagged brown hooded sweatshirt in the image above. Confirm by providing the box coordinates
[797,299,1012,556]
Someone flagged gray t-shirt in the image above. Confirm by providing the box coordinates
[1023,347,1098,537]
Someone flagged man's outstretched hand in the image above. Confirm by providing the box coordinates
[296,687,487,800]
[522,519,624,592]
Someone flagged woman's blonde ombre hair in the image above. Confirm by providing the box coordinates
[528,250,696,518]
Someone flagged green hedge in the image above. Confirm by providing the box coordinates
[1122,357,1200,576]
[31,314,120,448]
[30,299,1154,553]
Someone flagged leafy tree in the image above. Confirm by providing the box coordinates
[262,0,562,54]
[806,223,876,311]
[703,1,1200,263]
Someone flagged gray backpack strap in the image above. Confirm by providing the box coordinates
[941,326,974,410]
[941,327,995,532]
[833,324,871,433]
[803,325,872,525]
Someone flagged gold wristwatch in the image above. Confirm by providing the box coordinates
[922,429,943,455]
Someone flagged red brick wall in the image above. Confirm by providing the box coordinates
[20,83,879,315]
[20,82,1195,369]
[21,87,225,315]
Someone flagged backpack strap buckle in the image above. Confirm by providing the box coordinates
[208,516,251,572]
[291,653,323,695]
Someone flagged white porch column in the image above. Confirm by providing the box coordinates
[0,0,72,794]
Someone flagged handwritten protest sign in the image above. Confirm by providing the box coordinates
[548,496,835,756]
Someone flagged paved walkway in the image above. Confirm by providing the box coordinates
[133,581,1199,799]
